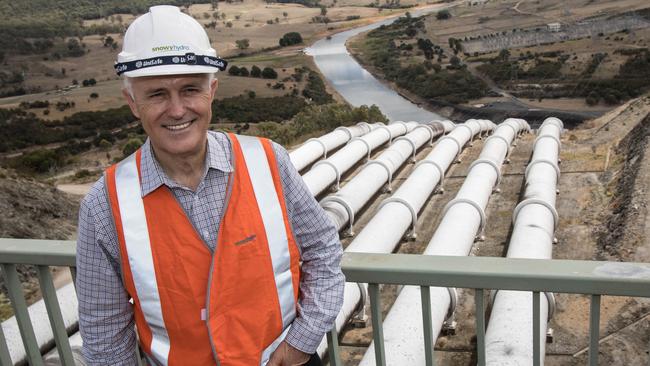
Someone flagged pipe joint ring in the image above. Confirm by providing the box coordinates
[321,195,355,236]
[413,125,435,145]
[349,137,372,161]
[393,136,418,162]
[539,117,564,132]
[485,135,512,155]
[455,123,475,143]
[305,138,328,159]
[500,122,519,139]
[439,135,463,159]
[443,198,486,237]
[489,290,556,321]
[335,126,353,140]
[375,125,394,144]
[512,197,559,232]
[533,134,561,151]
[379,197,418,236]
[414,160,446,191]
[364,160,393,192]
[446,287,458,321]
[356,121,373,134]
[469,158,502,189]
[525,159,561,181]
[313,160,342,191]
[393,121,410,135]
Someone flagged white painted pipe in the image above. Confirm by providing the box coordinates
[316,119,496,357]
[1,283,78,365]
[359,118,529,366]
[321,122,446,233]
[302,121,419,197]
[289,122,376,172]
[485,117,563,365]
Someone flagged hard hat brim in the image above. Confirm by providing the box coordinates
[123,64,221,78]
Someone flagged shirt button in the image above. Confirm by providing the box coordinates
[202,230,210,239]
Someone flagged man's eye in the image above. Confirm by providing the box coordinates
[148,92,164,99]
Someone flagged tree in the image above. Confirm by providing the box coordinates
[436,9,451,20]
[261,67,278,79]
[320,6,327,16]
[283,11,288,20]
[239,67,249,77]
[450,56,461,68]
[251,65,262,78]
[228,65,240,76]
[122,138,143,157]
[498,49,511,61]
[235,39,250,50]
[279,32,303,47]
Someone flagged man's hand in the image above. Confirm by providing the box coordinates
[267,340,311,366]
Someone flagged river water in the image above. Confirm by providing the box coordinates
[305,6,445,123]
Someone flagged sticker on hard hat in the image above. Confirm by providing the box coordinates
[114,52,228,75]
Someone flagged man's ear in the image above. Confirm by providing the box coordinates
[209,78,219,100]
[122,89,140,119]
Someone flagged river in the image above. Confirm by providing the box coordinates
[305,6,449,123]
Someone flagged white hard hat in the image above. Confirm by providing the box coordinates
[115,5,227,77]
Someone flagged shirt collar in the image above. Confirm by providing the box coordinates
[138,131,233,197]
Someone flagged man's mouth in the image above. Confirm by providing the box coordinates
[163,119,194,131]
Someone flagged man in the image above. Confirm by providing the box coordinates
[76,5,344,366]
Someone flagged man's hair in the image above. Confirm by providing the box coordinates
[122,73,216,101]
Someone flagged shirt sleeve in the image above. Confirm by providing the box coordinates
[76,178,139,365]
[271,142,345,354]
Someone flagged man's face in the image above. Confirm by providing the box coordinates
[124,74,218,160]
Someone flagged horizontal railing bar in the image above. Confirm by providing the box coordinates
[0,239,75,267]
[342,253,650,298]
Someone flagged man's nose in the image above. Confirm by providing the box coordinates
[167,93,186,119]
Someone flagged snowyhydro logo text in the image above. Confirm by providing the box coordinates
[151,45,191,52]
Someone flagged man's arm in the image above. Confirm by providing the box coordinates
[272,143,345,354]
[76,179,139,365]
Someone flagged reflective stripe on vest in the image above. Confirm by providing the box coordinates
[236,135,296,331]
[114,153,171,365]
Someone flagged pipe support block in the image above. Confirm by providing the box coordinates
[364,160,393,192]
[375,125,393,144]
[439,135,463,159]
[335,126,353,140]
[525,159,561,182]
[533,134,561,152]
[512,197,559,232]
[414,160,446,192]
[469,159,502,190]
[321,195,355,236]
[305,137,328,159]
[443,198,487,237]
[485,135,512,155]
[379,197,418,238]
[393,136,418,162]
[348,137,372,161]
[313,160,342,191]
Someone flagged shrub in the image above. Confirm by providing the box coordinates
[122,138,143,157]
[239,67,250,77]
[279,32,303,47]
[228,65,240,76]
[251,65,262,78]
[261,67,278,79]
[436,10,451,20]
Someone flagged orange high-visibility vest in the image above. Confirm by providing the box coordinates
[105,133,301,366]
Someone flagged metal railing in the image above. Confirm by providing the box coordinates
[1,239,650,365]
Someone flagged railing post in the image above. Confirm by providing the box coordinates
[420,286,435,366]
[326,327,342,366]
[533,291,541,366]
[37,265,75,365]
[475,289,486,366]
[0,324,13,366]
[1,263,44,366]
[589,295,601,366]
[368,283,386,366]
